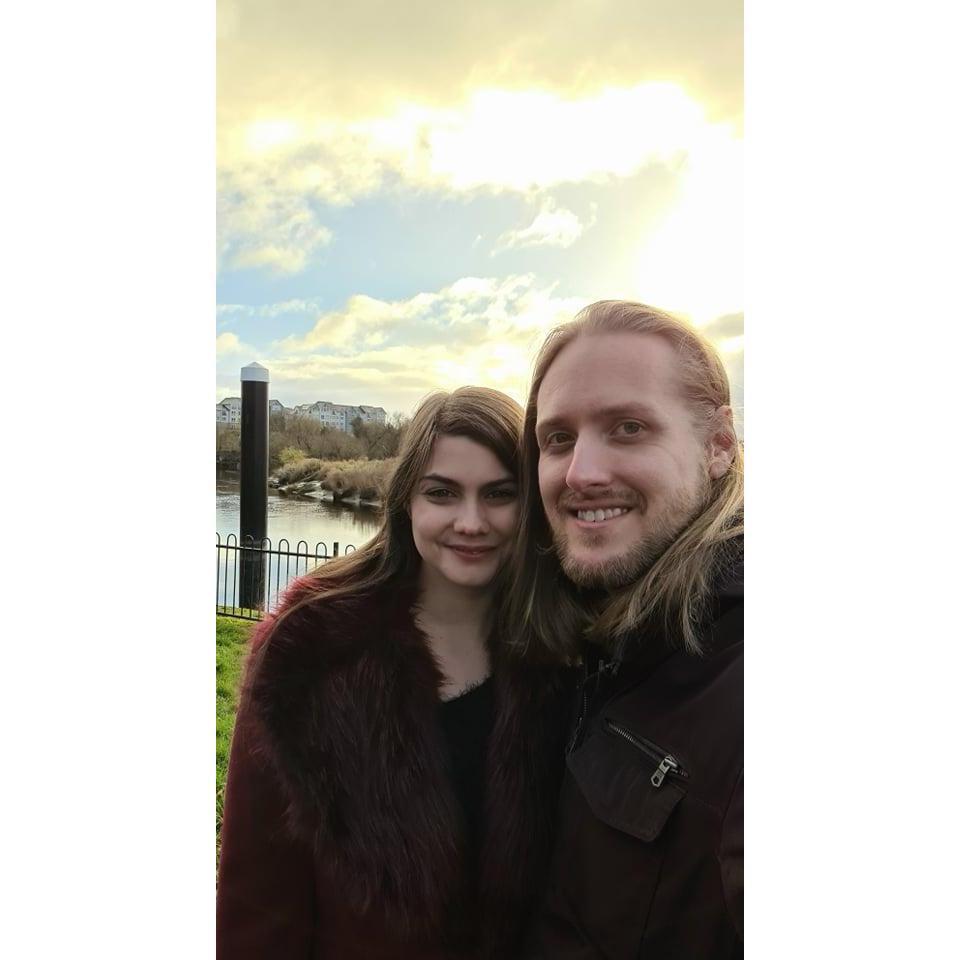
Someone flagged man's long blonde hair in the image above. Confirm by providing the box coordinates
[504,301,743,661]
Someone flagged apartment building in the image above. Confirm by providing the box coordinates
[215,397,242,424]
[217,397,386,432]
[289,401,387,431]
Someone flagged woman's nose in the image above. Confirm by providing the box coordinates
[453,499,489,535]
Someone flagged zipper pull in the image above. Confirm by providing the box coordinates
[651,756,679,788]
[594,658,607,695]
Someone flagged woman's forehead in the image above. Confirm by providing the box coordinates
[420,434,512,481]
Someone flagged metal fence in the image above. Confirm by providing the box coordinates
[216,533,357,620]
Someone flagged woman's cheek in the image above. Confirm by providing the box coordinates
[502,502,521,539]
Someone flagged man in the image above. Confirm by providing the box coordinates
[509,300,743,958]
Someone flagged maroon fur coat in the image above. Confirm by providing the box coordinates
[217,577,571,959]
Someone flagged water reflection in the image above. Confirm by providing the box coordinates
[216,472,381,552]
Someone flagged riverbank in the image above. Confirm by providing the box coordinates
[269,457,393,509]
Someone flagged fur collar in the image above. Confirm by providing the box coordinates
[245,576,569,955]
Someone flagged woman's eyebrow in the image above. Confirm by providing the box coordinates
[418,474,515,489]
[419,473,460,487]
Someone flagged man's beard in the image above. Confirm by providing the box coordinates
[552,476,710,590]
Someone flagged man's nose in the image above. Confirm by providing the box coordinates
[564,436,612,492]
[453,498,489,535]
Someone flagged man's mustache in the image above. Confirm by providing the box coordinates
[555,490,642,511]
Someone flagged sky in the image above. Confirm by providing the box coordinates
[216,0,744,428]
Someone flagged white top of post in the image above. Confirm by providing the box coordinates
[241,361,270,383]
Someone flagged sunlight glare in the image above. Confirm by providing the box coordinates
[245,119,302,154]
[631,126,742,325]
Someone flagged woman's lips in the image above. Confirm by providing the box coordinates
[444,544,497,560]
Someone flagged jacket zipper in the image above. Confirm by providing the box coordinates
[566,680,589,755]
[603,719,689,788]
[567,656,620,755]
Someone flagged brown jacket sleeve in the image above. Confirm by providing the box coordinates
[217,693,317,958]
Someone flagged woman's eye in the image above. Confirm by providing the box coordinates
[425,488,455,499]
[486,487,517,501]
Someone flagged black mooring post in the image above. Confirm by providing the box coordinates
[239,361,269,610]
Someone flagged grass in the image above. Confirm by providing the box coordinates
[216,615,256,861]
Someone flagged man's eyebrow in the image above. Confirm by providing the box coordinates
[534,416,567,438]
[418,473,515,489]
[596,404,659,420]
[536,404,657,435]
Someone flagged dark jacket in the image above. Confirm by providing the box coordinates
[524,558,744,959]
[217,577,570,959]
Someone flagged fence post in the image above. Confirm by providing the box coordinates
[333,541,339,557]
[240,361,269,610]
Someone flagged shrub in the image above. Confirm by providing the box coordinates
[323,470,348,495]
[279,446,306,466]
[274,457,328,486]
[319,459,395,501]
[273,456,395,502]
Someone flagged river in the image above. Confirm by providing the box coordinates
[216,472,381,551]
[216,473,382,611]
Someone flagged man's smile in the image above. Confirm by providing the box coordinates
[569,506,633,526]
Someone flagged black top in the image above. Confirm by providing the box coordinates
[438,676,496,875]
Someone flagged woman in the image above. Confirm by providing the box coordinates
[217,387,570,959]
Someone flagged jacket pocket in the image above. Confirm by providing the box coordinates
[566,721,686,842]
[530,725,689,957]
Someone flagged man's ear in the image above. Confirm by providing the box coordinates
[707,405,736,480]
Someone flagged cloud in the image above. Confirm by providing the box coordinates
[217,1,742,280]
[217,297,326,320]
[273,274,586,358]
[216,331,262,358]
[216,332,242,354]
[219,83,720,201]
[217,178,333,274]
[264,342,530,413]
[218,1,742,131]
[220,276,586,410]
[492,199,587,253]
[218,275,745,427]
[217,80,738,276]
